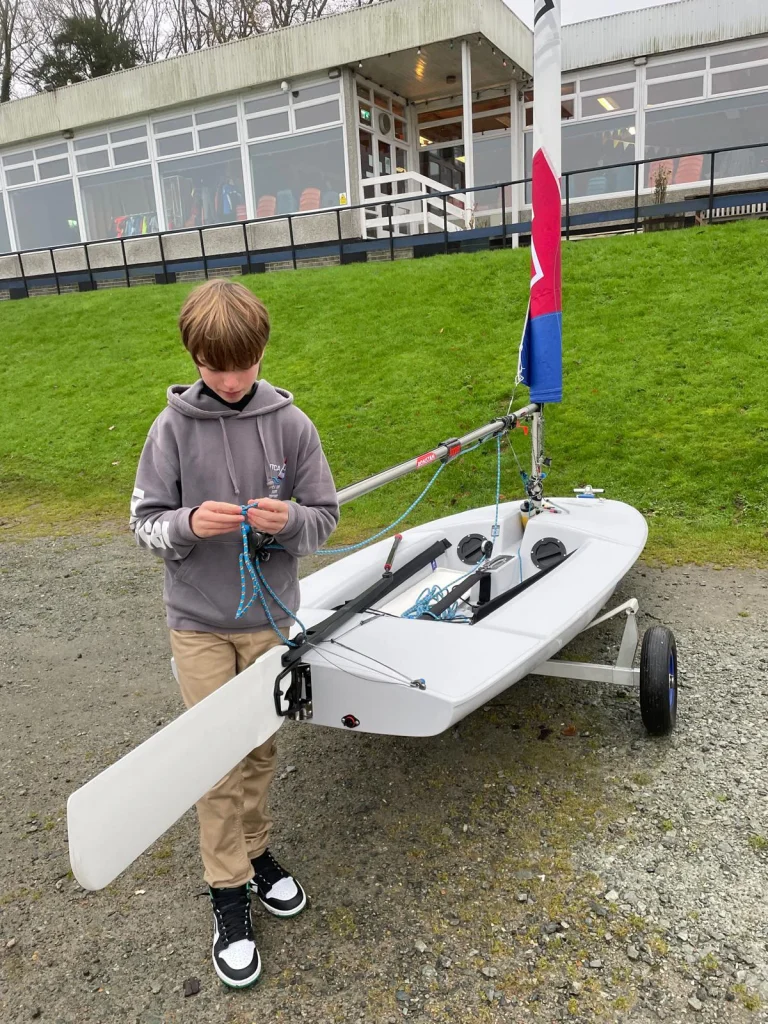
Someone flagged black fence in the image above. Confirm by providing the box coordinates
[2,139,767,300]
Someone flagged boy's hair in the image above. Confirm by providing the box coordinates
[178,279,270,371]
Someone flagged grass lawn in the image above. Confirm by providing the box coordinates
[1,220,767,564]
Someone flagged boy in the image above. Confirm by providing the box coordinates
[129,279,339,988]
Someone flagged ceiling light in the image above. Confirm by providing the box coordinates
[417,46,422,56]
[628,126,636,135]
[597,96,617,111]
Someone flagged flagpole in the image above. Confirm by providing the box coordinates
[525,0,562,516]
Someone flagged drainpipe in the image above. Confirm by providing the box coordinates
[461,39,475,228]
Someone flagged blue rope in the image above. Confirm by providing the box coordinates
[236,506,306,644]
[317,459,449,555]
[317,436,495,557]
[235,432,507,636]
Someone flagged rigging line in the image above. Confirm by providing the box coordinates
[321,637,414,684]
[306,641,414,687]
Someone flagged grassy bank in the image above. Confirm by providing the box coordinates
[1,220,767,563]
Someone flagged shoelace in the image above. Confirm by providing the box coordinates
[252,850,287,891]
[212,887,253,945]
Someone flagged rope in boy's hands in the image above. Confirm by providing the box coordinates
[190,500,245,538]
[244,498,290,536]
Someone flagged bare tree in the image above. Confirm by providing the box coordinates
[0,0,39,101]
[168,0,379,52]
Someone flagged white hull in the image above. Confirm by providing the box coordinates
[296,498,647,737]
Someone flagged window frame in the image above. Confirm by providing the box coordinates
[152,102,242,162]
[73,121,152,176]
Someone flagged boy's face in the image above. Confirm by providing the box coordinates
[197,362,260,403]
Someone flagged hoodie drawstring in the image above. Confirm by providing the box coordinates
[219,418,240,496]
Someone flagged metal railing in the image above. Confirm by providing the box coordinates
[2,138,768,298]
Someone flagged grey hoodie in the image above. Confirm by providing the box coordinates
[129,379,339,633]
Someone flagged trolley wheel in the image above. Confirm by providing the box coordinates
[639,626,678,736]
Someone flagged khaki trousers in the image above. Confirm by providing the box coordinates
[169,628,281,889]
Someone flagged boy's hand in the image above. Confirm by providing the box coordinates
[245,498,290,535]
[190,501,245,538]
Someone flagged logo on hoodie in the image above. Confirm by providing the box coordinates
[268,460,287,499]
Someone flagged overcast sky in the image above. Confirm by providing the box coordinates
[503,0,684,27]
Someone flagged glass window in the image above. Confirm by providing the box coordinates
[197,123,238,149]
[645,91,768,185]
[154,114,193,134]
[75,134,108,151]
[357,84,371,99]
[77,150,111,172]
[6,166,35,186]
[712,65,768,95]
[248,111,290,139]
[647,77,704,105]
[419,104,463,123]
[419,121,462,146]
[38,157,70,179]
[295,82,338,103]
[294,99,340,130]
[245,93,287,114]
[159,147,246,230]
[110,125,147,143]
[359,101,373,126]
[196,105,237,125]
[79,165,158,240]
[474,134,512,187]
[581,70,636,91]
[526,115,636,199]
[392,100,405,117]
[248,112,290,139]
[582,89,634,116]
[3,150,33,166]
[647,57,706,79]
[711,45,768,69]
[359,129,374,179]
[113,141,149,165]
[10,179,79,249]
[561,98,575,120]
[473,112,511,134]
[419,146,465,191]
[36,142,68,159]
[157,133,195,157]
[249,126,346,216]
[374,92,389,110]
[0,198,10,253]
[394,118,408,142]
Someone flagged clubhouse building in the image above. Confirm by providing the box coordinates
[0,0,766,283]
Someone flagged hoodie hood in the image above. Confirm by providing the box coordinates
[167,379,294,419]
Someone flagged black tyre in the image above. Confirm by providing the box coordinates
[639,626,677,735]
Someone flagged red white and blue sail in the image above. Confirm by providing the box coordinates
[518,0,562,403]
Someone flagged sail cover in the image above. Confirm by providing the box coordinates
[519,0,563,404]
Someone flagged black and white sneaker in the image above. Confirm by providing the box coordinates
[250,849,307,918]
[209,883,261,988]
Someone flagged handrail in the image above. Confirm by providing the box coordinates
[2,136,768,290]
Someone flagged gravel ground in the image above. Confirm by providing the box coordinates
[1,534,767,1024]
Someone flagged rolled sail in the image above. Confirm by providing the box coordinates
[519,0,563,404]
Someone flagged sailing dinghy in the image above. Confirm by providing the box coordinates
[67,0,678,892]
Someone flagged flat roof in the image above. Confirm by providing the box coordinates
[562,0,768,71]
[0,0,531,148]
